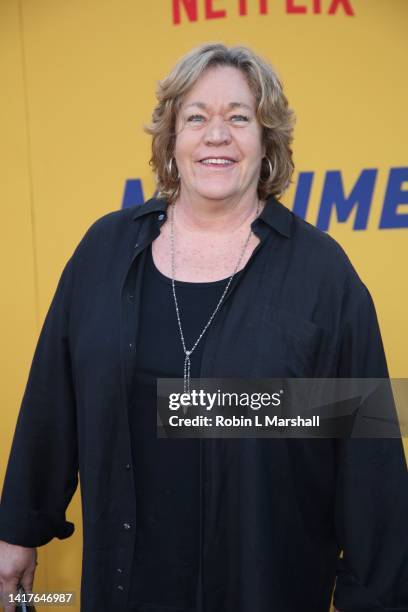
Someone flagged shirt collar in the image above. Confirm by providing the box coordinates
[132,193,292,239]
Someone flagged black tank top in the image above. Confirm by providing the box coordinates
[128,244,242,611]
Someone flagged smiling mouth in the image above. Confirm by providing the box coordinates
[197,157,237,168]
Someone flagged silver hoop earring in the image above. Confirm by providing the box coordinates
[262,157,273,181]
[167,157,180,180]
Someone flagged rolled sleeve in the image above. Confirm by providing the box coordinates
[0,256,79,547]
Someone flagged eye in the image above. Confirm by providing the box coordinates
[230,114,249,122]
[186,114,206,123]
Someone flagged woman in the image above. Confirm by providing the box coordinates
[0,43,407,612]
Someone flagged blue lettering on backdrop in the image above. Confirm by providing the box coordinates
[316,169,377,231]
[380,167,408,229]
[122,178,144,208]
[292,171,313,219]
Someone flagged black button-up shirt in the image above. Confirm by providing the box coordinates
[0,195,407,611]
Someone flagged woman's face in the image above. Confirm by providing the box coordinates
[174,65,265,204]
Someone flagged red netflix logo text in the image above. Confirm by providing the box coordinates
[173,0,355,24]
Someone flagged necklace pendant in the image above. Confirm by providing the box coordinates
[183,352,192,403]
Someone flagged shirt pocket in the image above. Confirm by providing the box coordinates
[256,307,326,377]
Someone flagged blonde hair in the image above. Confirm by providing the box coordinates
[145,42,295,202]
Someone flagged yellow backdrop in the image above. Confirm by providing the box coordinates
[1,0,407,610]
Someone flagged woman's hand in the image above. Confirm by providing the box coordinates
[0,540,37,612]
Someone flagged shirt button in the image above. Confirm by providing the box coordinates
[117,585,124,591]
[134,242,139,249]
[123,522,131,530]
[125,463,131,470]
[128,293,134,301]
[128,342,134,350]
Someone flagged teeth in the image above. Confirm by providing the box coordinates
[200,158,234,165]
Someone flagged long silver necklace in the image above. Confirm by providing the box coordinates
[170,200,261,395]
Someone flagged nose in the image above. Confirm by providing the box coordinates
[203,115,232,146]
